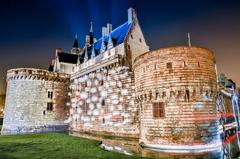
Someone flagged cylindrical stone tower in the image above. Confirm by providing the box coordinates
[134,46,220,153]
[1,68,70,135]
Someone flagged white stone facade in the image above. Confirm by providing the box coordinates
[1,68,70,135]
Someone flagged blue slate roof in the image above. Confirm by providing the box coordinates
[81,21,132,63]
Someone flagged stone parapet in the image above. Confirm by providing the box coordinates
[7,68,69,82]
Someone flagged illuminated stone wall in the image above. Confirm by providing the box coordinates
[0,95,5,118]
[69,63,139,138]
[1,68,70,135]
[134,46,220,152]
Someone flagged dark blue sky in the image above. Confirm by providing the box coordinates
[0,0,240,94]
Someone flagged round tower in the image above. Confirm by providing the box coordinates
[134,46,221,153]
[1,68,70,135]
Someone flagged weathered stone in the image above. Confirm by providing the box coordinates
[1,68,70,135]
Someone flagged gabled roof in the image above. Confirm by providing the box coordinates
[80,21,132,63]
[58,52,78,64]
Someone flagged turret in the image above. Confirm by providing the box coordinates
[71,34,80,54]
[89,22,94,45]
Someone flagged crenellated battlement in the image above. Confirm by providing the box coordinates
[7,68,69,82]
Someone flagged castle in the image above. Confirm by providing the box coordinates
[1,8,240,156]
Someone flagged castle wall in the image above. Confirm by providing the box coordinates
[69,61,139,138]
[1,68,70,135]
[133,46,220,153]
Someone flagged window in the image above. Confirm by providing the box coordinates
[185,89,190,101]
[131,34,133,39]
[198,62,200,67]
[100,80,104,86]
[102,99,105,106]
[166,62,172,69]
[184,61,187,67]
[48,91,53,99]
[155,92,159,100]
[139,38,142,43]
[153,102,165,118]
[47,102,53,111]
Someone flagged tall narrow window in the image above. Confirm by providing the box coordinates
[48,91,53,99]
[102,99,105,106]
[153,102,165,118]
[185,89,190,102]
[47,102,53,111]
[184,61,187,67]
[100,80,104,86]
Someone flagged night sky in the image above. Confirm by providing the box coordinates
[0,0,240,94]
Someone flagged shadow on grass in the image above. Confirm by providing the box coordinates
[0,153,17,159]
[0,142,42,159]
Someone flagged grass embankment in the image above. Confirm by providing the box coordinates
[0,133,150,159]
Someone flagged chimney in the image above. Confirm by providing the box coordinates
[55,48,62,56]
[85,35,90,45]
[128,8,137,23]
[102,26,107,37]
[106,23,112,34]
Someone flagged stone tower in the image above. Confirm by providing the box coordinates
[134,46,220,153]
[1,68,70,135]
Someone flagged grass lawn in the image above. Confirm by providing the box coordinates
[0,133,151,159]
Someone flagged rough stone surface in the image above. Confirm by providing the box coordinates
[69,63,139,138]
[133,46,219,147]
[1,68,70,135]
